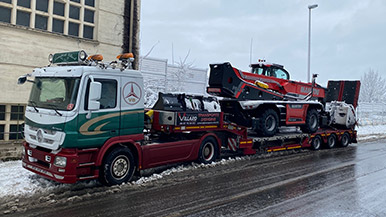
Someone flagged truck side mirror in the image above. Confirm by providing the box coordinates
[18,76,27,85]
[88,81,102,111]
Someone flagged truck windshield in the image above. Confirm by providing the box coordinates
[28,77,81,111]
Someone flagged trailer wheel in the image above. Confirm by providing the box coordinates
[340,132,351,147]
[301,109,319,133]
[100,146,136,186]
[198,137,218,164]
[326,134,337,149]
[256,109,279,137]
[311,135,322,150]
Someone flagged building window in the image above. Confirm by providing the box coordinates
[0,6,11,23]
[53,1,65,16]
[35,15,48,30]
[11,105,25,121]
[84,9,94,23]
[68,22,79,36]
[69,5,80,20]
[52,18,64,33]
[0,0,96,40]
[17,0,31,8]
[83,25,93,39]
[9,124,23,140]
[0,0,12,4]
[16,10,30,27]
[36,0,49,12]
[85,0,94,7]
[0,125,4,140]
[0,104,25,141]
[0,105,5,120]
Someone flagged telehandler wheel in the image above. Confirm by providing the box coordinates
[340,132,351,147]
[255,109,279,137]
[311,135,322,150]
[100,146,136,186]
[325,134,337,149]
[197,137,219,164]
[301,109,319,133]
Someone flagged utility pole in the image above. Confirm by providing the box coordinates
[307,4,318,83]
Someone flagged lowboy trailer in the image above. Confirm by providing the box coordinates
[19,51,359,185]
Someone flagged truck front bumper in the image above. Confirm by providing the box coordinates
[22,142,97,184]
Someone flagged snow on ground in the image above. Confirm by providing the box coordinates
[0,124,385,200]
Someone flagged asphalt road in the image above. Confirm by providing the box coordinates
[8,140,386,217]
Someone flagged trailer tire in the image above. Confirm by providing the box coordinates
[301,109,319,133]
[340,132,351,147]
[100,146,136,186]
[197,137,218,164]
[255,109,279,137]
[311,135,322,150]
[326,134,337,149]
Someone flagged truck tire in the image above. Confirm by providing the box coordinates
[311,135,322,150]
[100,146,136,186]
[301,109,319,133]
[325,134,337,149]
[340,132,351,147]
[197,137,218,164]
[255,109,279,137]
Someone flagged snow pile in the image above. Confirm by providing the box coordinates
[357,124,386,141]
[0,161,97,199]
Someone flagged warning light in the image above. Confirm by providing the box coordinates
[87,54,103,61]
[117,53,134,62]
[117,53,134,61]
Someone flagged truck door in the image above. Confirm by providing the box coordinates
[120,75,144,136]
[78,75,121,148]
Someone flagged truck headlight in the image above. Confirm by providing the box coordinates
[54,156,67,168]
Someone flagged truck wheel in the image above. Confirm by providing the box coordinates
[340,132,351,147]
[100,146,136,186]
[301,109,319,133]
[326,134,337,149]
[256,109,279,137]
[198,137,218,164]
[311,135,322,150]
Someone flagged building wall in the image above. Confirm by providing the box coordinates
[0,0,139,141]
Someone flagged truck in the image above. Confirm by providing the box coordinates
[18,50,360,186]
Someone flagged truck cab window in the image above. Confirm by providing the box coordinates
[275,69,289,80]
[85,78,117,110]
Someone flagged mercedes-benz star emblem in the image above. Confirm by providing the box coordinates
[37,129,44,143]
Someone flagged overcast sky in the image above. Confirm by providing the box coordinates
[140,0,386,85]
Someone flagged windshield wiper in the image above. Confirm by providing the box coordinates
[28,101,39,113]
[47,104,63,116]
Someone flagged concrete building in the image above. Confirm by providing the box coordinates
[0,0,140,142]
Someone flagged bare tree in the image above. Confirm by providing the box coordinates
[359,69,386,103]
[168,49,194,92]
